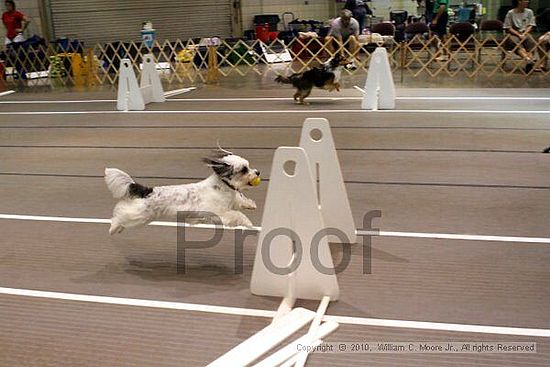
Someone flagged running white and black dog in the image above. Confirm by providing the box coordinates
[105,149,261,234]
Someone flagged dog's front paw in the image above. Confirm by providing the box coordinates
[242,199,257,210]
[237,218,254,228]
[241,217,254,228]
[221,211,253,228]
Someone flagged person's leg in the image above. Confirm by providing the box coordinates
[430,12,447,60]
[516,47,531,61]
[523,36,536,59]
[544,34,550,68]
[438,12,449,58]
[523,36,545,71]
[518,37,536,71]
[348,35,359,58]
[539,40,549,70]
[344,35,360,69]
[334,36,345,57]
[5,42,22,79]
[434,29,448,59]
[425,6,433,24]
[325,35,336,55]
[504,35,534,71]
[504,35,522,55]
[11,42,27,80]
[517,47,534,73]
[356,13,365,33]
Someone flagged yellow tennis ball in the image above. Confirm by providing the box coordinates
[250,177,261,186]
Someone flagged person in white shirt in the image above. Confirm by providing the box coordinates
[325,10,360,68]
[503,0,539,72]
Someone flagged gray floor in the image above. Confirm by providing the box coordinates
[1,85,550,366]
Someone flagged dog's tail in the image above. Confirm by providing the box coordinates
[105,168,136,199]
[105,168,154,200]
[105,168,134,199]
[275,75,293,84]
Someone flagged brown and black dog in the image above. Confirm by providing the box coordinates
[275,54,348,104]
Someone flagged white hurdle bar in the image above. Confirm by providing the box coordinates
[206,308,316,367]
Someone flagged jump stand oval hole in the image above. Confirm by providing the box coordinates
[310,128,323,142]
[283,160,296,177]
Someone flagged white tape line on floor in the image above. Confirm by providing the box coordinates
[0,109,549,115]
[0,287,549,337]
[1,213,550,244]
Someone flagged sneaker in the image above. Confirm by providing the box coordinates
[435,55,449,61]
[525,62,534,74]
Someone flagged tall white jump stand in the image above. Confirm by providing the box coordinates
[361,47,396,110]
[117,54,165,111]
[300,118,356,244]
[251,147,340,301]
[209,119,356,366]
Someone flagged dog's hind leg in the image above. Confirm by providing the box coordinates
[326,82,340,92]
[300,89,312,105]
[108,199,152,235]
[293,91,300,102]
[109,220,125,235]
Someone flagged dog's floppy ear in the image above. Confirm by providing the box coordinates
[203,157,233,178]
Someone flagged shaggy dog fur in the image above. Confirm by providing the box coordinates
[105,149,260,234]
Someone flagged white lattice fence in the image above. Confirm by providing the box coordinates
[1,34,548,86]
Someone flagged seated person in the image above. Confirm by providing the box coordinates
[503,0,539,72]
[536,31,550,71]
[325,9,360,68]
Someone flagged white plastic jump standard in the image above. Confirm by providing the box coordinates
[361,47,396,110]
[250,147,340,301]
[117,54,165,111]
[213,125,349,366]
[300,118,357,244]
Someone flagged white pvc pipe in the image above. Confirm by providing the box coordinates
[293,296,331,367]
[253,321,338,367]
